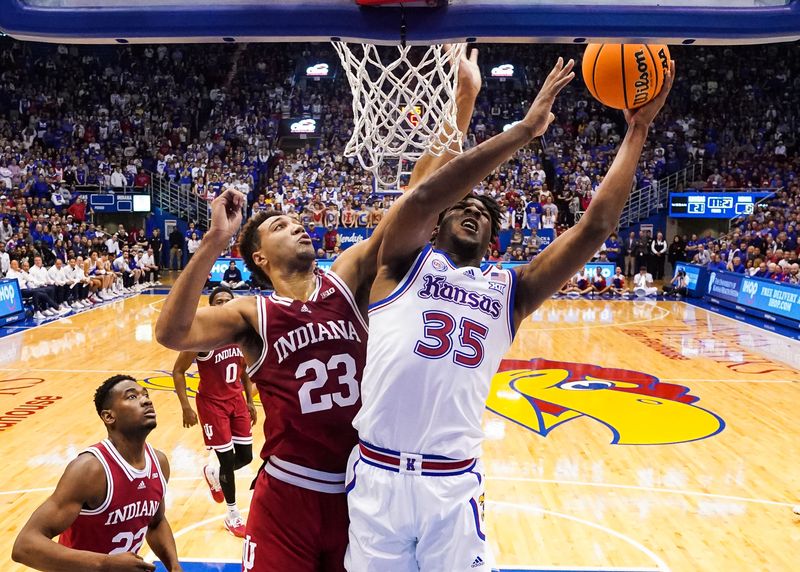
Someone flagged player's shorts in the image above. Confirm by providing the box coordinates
[243,461,349,572]
[344,441,495,572]
[195,394,252,453]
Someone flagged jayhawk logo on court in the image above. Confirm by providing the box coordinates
[487,358,724,445]
[140,371,264,404]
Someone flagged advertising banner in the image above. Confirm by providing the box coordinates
[0,278,26,325]
[674,262,702,293]
[209,258,252,283]
[706,270,800,325]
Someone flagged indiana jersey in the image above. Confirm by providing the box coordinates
[354,245,517,460]
[59,440,166,554]
[196,344,246,401]
[247,271,367,473]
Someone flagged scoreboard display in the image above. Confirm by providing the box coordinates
[669,192,772,218]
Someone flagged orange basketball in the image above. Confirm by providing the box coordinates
[582,43,671,110]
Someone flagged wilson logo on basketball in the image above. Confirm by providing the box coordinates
[487,358,724,445]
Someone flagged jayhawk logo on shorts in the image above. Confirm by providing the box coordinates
[487,358,725,445]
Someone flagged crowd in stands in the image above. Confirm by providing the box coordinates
[0,38,798,305]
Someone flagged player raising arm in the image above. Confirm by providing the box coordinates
[346,58,674,571]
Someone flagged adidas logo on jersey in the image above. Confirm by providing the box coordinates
[463,269,476,280]
[137,481,146,490]
[301,304,311,313]
[471,556,484,568]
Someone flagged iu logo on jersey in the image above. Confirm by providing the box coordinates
[203,424,214,439]
[242,534,257,571]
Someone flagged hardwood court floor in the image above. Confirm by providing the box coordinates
[0,295,798,571]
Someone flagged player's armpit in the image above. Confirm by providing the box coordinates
[159,296,256,353]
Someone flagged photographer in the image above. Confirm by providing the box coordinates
[662,269,689,298]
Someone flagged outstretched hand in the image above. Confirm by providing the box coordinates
[208,188,246,244]
[624,60,676,129]
[456,47,481,100]
[522,57,575,138]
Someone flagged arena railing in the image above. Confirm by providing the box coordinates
[619,161,704,228]
[148,170,210,230]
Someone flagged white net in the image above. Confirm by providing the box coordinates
[332,41,466,188]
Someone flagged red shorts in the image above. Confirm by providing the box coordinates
[242,470,349,572]
[195,394,252,452]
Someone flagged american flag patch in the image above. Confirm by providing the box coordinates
[490,271,507,284]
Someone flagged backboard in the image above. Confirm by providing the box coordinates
[0,0,798,45]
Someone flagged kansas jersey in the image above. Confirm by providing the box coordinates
[354,245,517,460]
[196,344,246,401]
[247,271,368,473]
[58,440,166,554]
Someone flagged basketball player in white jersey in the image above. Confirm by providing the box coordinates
[345,56,675,571]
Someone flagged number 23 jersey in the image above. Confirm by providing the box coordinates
[354,245,517,460]
[247,271,368,473]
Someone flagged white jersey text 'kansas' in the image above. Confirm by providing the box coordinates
[354,245,517,459]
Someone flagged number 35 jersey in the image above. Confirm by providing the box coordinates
[247,271,368,473]
[354,245,518,460]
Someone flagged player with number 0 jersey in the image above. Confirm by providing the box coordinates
[172,286,257,539]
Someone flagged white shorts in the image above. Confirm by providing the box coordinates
[344,442,495,572]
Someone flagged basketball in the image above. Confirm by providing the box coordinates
[582,43,671,110]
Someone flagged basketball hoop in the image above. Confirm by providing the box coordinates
[333,41,466,189]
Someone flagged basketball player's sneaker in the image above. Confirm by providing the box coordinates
[793,505,800,515]
[203,464,224,503]
[223,515,246,538]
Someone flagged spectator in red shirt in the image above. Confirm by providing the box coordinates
[66,197,87,222]
[323,225,339,257]
[134,170,151,189]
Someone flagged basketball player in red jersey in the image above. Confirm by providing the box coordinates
[155,51,481,572]
[172,285,257,538]
[12,375,180,572]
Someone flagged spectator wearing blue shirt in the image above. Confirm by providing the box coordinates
[184,222,202,241]
[685,234,700,260]
[525,206,540,231]
[306,221,324,255]
[221,261,248,290]
[752,262,768,278]
[604,233,621,264]
[727,256,746,274]
[706,254,727,272]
